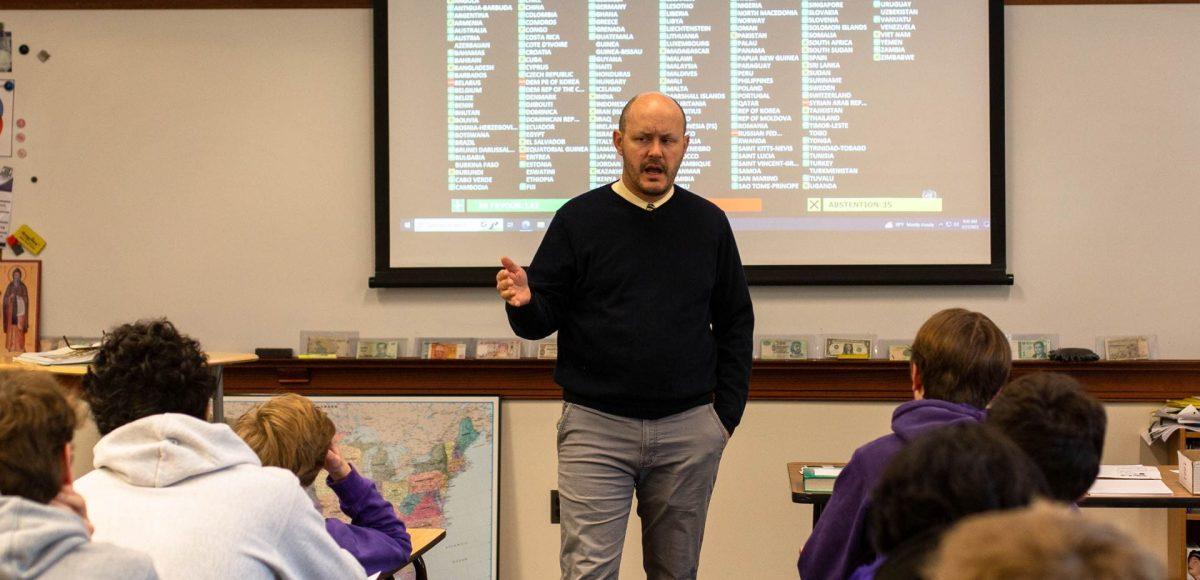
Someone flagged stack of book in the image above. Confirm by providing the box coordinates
[802,466,843,493]
[1143,398,1200,444]
[14,345,100,366]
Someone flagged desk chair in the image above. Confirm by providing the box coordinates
[379,528,446,580]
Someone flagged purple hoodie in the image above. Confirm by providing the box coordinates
[797,399,985,580]
[325,465,413,576]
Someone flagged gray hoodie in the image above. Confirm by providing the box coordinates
[73,413,365,580]
[0,495,158,580]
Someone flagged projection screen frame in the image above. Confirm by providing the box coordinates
[370,0,1012,288]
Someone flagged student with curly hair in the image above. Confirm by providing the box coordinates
[0,370,158,579]
[234,393,412,575]
[73,319,365,580]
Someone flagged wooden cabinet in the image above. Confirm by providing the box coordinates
[1171,431,1200,579]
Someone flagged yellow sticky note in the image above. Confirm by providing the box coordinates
[14,225,46,255]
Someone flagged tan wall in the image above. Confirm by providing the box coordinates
[0,6,1195,358]
[9,3,1194,577]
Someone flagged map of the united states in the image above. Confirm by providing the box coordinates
[224,396,498,579]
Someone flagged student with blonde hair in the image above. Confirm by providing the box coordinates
[234,393,412,576]
[927,502,1164,580]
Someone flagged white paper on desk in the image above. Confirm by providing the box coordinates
[1097,465,1162,480]
[1087,479,1173,495]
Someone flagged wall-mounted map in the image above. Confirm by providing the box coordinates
[225,395,499,580]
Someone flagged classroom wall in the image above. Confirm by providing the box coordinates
[3,4,1196,578]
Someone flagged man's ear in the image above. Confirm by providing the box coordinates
[910,363,924,400]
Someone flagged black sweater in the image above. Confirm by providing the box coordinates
[506,184,754,433]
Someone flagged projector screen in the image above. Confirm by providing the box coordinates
[372,0,1009,287]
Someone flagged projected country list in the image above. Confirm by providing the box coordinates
[448,1,515,192]
[873,1,919,62]
[587,0,650,188]
[730,1,802,192]
[517,0,586,192]
[659,0,722,188]
[801,0,867,192]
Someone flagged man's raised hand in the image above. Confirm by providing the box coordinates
[496,256,532,307]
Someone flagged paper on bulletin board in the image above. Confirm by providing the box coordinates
[0,82,11,157]
[0,26,11,73]
[0,191,11,237]
[0,166,11,236]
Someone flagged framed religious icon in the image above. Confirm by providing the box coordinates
[0,260,40,356]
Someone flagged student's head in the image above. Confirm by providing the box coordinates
[927,501,1164,580]
[83,318,213,435]
[988,372,1107,502]
[0,371,78,503]
[1191,551,1200,576]
[234,393,335,487]
[869,422,1047,557]
[910,308,1011,408]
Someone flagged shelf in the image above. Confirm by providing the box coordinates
[222,358,1200,402]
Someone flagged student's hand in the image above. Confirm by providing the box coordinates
[324,442,353,482]
[496,256,531,307]
[50,484,94,537]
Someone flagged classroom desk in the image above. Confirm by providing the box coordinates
[382,528,446,580]
[0,352,258,422]
[1079,466,1200,509]
[787,461,845,527]
[789,462,1200,526]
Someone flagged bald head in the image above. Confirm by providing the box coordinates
[618,92,688,135]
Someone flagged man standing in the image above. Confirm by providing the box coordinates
[496,92,754,579]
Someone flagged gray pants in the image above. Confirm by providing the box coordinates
[557,402,729,580]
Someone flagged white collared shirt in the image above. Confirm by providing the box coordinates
[612,178,674,211]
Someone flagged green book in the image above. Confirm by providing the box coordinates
[802,466,843,493]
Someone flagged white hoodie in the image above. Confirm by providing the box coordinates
[73,413,365,580]
[0,495,157,580]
